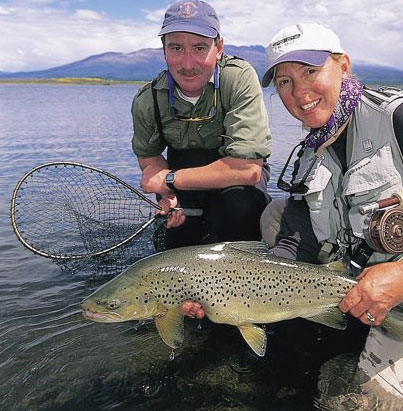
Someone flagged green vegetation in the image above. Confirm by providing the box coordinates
[0,77,401,89]
[0,77,147,85]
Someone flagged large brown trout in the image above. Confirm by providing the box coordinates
[81,241,402,356]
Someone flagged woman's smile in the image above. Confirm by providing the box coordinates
[301,99,320,111]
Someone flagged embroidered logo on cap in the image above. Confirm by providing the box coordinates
[178,2,199,18]
[272,34,301,51]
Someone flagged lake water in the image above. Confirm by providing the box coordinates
[0,84,392,410]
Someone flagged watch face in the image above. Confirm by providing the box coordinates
[166,172,175,184]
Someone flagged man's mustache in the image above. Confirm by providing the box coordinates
[177,68,203,76]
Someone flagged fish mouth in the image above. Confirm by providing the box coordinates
[82,308,123,322]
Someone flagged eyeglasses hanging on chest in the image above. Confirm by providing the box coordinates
[167,66,218,123]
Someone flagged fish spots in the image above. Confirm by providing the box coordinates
[159,266,188,274]
[138,255,356,320]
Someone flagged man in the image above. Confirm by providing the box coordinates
[132,0,271,248]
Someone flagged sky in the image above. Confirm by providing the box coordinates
[0,0,402,73]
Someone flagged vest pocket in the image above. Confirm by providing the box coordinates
[197,122,225,149]
[342,145,402,238]
[302,164,332,196]
[149,124,182,146]
[342,145,400,204]
[296,161,333,243]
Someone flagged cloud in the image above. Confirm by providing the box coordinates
[0,0,402,72]
[73,9,104,20]
[0,2,161,71]
[210,0,403,69]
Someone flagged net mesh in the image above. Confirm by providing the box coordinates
[11,163,167,259]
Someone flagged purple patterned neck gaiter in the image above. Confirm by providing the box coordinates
[305,77,363,151]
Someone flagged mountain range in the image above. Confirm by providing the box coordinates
[1,45,402,84]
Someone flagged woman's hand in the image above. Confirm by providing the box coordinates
[339,261,403,326]
[158,194,186,229]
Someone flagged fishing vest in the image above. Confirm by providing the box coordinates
[292,87,403,263]
[151,56,271,197]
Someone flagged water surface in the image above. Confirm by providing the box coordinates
[0,84,381,410]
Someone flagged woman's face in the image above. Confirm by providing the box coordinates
[274,55,351,128]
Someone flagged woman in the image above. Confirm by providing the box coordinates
[260,22,403,328]
[183,23,403,327]
[258,22,403,397]
[182,24,403,397]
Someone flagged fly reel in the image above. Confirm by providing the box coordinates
[359,191,403,255]
[367,206,403,254]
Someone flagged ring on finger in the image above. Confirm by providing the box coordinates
[366,311,376,324]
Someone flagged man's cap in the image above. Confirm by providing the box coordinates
[159,0,220,38]
[262,23,345,87]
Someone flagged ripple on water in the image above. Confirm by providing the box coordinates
[3,84,393,410]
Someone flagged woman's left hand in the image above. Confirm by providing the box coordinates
[339,260,403,326]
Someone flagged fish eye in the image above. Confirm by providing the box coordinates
[108,299,121,310]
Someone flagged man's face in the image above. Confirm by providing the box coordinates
[164,32,223,97]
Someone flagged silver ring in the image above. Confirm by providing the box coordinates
[366,312,376,324]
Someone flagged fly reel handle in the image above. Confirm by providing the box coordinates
[359,190,403,215]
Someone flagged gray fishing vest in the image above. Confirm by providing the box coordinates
[292,87,403,263]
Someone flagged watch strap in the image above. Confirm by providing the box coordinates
[165,170,177,191]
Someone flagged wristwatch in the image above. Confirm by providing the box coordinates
[165,170,177,191]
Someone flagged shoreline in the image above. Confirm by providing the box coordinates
[0,78,401,88]
[0,77,148,85]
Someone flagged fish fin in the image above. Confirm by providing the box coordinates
[238,323,267,357]
[227,241,273,258]
[154,305,184,349]
[302,308,347,330]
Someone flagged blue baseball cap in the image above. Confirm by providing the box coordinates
[159,0,220,38]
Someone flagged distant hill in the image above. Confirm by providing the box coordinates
[352,62,403,84]
[1,45,402,84]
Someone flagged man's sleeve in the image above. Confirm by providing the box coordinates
[219,63,272,159]
[131,88,166,158]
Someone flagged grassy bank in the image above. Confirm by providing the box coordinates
[0,77,147,85]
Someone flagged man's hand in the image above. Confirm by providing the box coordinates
[339,261,403,326]
[158,194,186,229]
[181,301,205,319]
